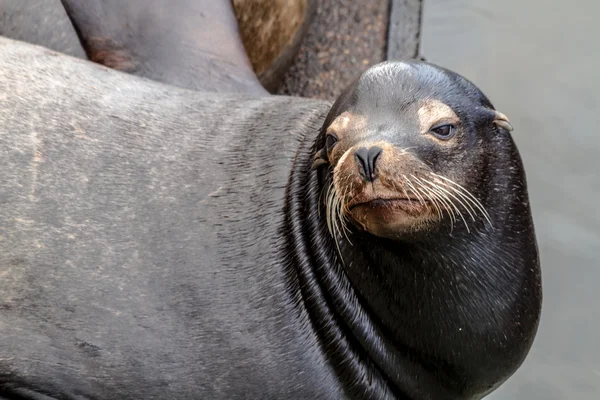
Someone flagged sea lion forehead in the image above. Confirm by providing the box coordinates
[362,61,416,80]
[360,61,450,88]
[359,61,419,91]
[324,62,478,137]
[355,61,458,111]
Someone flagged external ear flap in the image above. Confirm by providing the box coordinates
[493,111,514,132]
[311,148,328,170]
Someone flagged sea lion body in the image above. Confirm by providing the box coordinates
[0,39,541,399]
[0,39,339,399]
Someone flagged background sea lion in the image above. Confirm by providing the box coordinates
[0,0,316,94]
[60,0,265,93]
[0,38,541,399]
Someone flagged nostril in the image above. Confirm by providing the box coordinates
[355,147,369,180]
[368,146,383,180]
[355,146,383,182]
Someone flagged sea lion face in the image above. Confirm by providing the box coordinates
[314,61,513,240]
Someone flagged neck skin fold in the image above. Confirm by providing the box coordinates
[284,135,470,399]
[283,134,541,400]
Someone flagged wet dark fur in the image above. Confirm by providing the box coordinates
[291,61,542,398]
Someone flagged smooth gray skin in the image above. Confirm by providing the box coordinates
[421,0,600,399]
[0,0,86,58]
[0,38,341,399]
[60,0,266,94]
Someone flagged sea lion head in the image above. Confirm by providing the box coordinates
[313,61,514,241]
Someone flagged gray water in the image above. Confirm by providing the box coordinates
[421,0,600,398]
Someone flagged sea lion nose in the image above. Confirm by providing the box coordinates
[355,146,383,182]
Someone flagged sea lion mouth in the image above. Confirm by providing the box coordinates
[345,192,435,237]
[347,197,426,211]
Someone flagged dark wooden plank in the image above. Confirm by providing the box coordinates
[386,0,422,60]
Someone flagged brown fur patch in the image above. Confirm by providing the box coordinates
[233,0,307,76]
[327,111,367,136]
[332,141,438,236]
[417,99,460,134]
[325,112,368,162]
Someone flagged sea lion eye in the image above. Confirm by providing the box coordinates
[325,133,339,151]
[429,124,456,139]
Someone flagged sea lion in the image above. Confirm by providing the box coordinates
[0,0,314,94]
[59,0,266,94]
[0,38,541,399]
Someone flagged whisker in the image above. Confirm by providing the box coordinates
[338,187,353,245]
[425,178,478,222]
[402,175,427,206]
[430,173,494,227]
[324,179,352,259]
[409,174,456,229]
[409,174,457,231]
[399,181,412,204]
[412,178,444,221]
[333,194,346,264]
[326,181,335,237]
[421,179,469,232]
[333,195,341,240]
[421,178,475,221]
[415,178,471,232]
[418,177,475,233]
